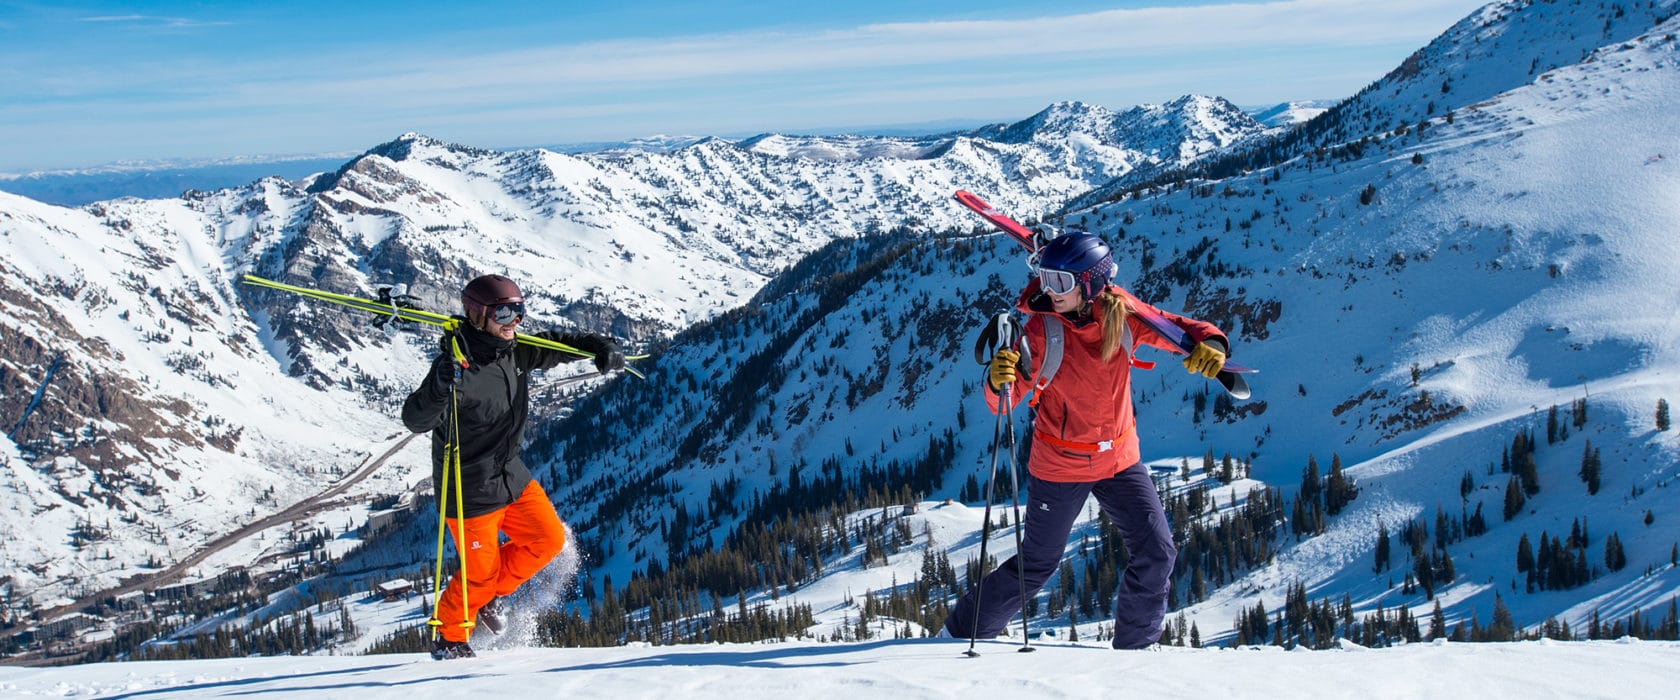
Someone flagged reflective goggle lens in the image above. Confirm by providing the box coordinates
[489,302,525,324]
[1037,268,1077,295]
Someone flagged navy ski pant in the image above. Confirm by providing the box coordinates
[943,464,1176,650]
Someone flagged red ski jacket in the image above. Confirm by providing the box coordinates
[986,283,1227,483]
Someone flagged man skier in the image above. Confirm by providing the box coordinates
[402,274,624,659]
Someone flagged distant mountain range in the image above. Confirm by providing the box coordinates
[0,102,1321,208]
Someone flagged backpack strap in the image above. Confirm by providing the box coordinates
[1122,322,1155,370]
[1029,321,1066,407]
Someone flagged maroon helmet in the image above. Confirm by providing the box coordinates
[461,274,525,325]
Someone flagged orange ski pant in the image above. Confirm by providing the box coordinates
[436,480,567,641]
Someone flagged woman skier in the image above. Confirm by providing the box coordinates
[402,274,624,660]
[942,231,1229,650]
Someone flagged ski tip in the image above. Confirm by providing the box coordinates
[1219,371,1252,400]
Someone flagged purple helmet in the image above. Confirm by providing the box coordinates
[1034,231,1114,299]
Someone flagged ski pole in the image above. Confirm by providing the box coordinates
[426,418,451,640]
[965,312,1023,657]
[450,384,472,635]
[965,380,1008,657]
[426,336,475,638]
[1000,363,1034,653]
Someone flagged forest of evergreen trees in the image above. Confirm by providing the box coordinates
[1232,589,1680,649]
[107,391,1680,659]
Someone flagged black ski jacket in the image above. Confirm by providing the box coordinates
[401,321,604,518]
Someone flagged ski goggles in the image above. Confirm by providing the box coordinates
[1036,267,1079,296]
[486,302,526,325]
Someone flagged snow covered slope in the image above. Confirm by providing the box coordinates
[4,637,1679,699]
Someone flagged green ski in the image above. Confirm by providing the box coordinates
[240,274,647,378]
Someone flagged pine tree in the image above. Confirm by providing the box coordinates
[1579,440,1602,495]
[1374,522,1391,573]
[1503,476,1527,521]
[1605,532,1627,572]
[1435,505,1453,550]
[1326,453,1358,515]
[1517,448,1540,497]
[1413,551,1436,599]
[1488,595,1517,642]
[1429,601,1447,640]
[1517,533,1534,573]
[1466,502,1488,538]
[1300,455,1322,507]
[1659,398,1671,432]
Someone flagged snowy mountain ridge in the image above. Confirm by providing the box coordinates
[0,95,1268,613]
[1073,0,1679,212]
[1246,100,1339,129]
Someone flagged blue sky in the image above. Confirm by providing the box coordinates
[0,0,1488,172]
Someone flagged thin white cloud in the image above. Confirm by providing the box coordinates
[79,14,232,28]
[36,0,1481,102]
[3,0,1486,169]
[367,0,1480,87]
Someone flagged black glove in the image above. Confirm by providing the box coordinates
[589,338,625,373]
[559,333,626,373]
[430,352,461,393]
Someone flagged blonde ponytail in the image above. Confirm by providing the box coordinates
[1097,288,1131,362]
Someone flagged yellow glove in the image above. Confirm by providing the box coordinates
[1183,341,1226,379]
[988,348,1021,390]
